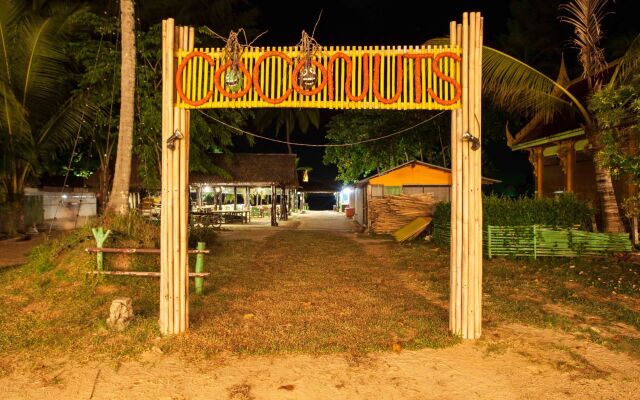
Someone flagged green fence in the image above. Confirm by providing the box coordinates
[433,222,632,258]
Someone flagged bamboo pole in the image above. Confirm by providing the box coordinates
[89,271,209,278]
[160,18,175,335]
[467,12,477,339]
[449,21,457,333]
[460,12,470,337]
[474,13,484,339]
[85,247,209,254]
[454,22,463,336]
[184,27,194,330]
[169,26,183,335]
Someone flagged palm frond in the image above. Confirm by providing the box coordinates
[610,33,640,85]
[0,80,29,140]
[0,0,26,85]
[13,4,86,117]
[483,46,588,123]
[426,37,590,123]
[559,0,609,84]
[36,93,96,151]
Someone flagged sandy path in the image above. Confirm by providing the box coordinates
[0,234,49,268]
[3,323,639,400]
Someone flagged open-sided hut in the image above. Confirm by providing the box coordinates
[190,153,299,225]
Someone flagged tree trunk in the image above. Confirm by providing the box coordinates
[589,126,625,233]
[107,0,136,215]
[97,163,111,212]
[593,163,625,232]
[285,131,293,154]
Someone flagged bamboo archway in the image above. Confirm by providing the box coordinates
[160,12,483,339]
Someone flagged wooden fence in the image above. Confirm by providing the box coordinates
[433,223,632,258]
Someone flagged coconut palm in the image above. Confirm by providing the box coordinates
[107,0,136,215]
[450,0,639,232]
[0,0,89,201]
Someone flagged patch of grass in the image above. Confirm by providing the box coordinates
[0,213,162,363]
[180,231,459,356]
[386,241,640,359]
[3,214,639,364]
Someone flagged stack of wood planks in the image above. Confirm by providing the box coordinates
[368,193,436,234]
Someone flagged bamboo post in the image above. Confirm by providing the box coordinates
[460,12,470,338]
[487,225,492,259]
[533,225,538,260]
[195,242,205,295]
[449,20,458,334]
[160,20,192,335]
[449,12,483,339]
[455,22,463,336]
[160,19,174,335]
[473,12,483,339]
[91,227,111,271]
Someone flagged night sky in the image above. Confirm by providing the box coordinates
[190,0,635,189]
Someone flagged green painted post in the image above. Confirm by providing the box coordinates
[533,225,537,260]
[195,242,205,295]
[91,227,111,271]
[487,225,492,259]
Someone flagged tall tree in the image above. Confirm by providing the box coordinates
[0,0,89,200]
[323,110,449,183]
[107,0,135,214]
[459,0,639,232]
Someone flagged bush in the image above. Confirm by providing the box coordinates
[432,194,593,247]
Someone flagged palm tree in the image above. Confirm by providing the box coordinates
[107,0,136,215]
[254,109,320,154]
[466,0,638,232]
[0,1,89,201]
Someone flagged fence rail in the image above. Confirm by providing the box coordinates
[433,223,633,258]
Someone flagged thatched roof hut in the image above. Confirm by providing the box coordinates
[190,153,299,188]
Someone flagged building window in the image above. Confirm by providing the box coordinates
[383,186,402,196]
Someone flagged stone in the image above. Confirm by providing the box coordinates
[106,297,133,331]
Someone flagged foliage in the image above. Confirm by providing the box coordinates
[432,194,593,246]
[66,14,253,191]
[323,110,450,183]
[254,108,320,154]
[589,73,640,182]
[0,0,93,199]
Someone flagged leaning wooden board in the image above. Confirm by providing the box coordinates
[393,217,433,242]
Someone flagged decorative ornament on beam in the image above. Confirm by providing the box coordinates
[527,147,542,177]
[296,30,322,90]
[557,141,570,173]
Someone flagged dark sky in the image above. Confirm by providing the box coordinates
[218,0,636,186]
[232,1,513,182]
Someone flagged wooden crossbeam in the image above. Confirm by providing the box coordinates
[88,271,209,278]
[85,247,209,254]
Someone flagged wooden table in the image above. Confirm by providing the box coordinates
[191,209,250,224]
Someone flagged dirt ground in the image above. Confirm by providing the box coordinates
[1,211,639,399]
[3,323,639,399]
[0,234,50,268]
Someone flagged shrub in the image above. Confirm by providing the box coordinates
[432,194,593,247]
